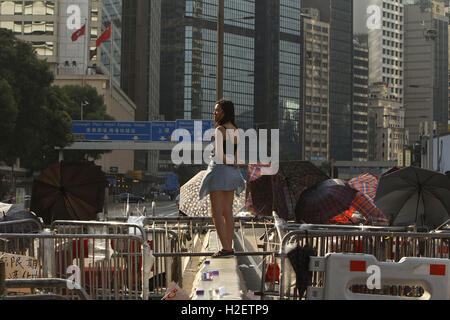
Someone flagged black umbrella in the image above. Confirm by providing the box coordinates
[375,166,450,230]
[286,244,317,299]
[295,179,358,224]
[31,161,107,225]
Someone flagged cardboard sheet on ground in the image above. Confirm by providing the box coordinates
[0,252,39,293]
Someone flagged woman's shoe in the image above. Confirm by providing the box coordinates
[211,249,234,258]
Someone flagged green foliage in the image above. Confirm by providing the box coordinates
[0,78,18,163]
[0,29,115,173]
[0,29,59,169]
[59,85,114,122]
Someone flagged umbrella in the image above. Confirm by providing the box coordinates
[343,173,389,224]
[382,166,403,177]
[347,173,379,201]
[374,166,450,230]
[0,203,42,233]
[329,193,388,225]
[286,244,317,298]
[246,161,329,219]
[179,170,245,217]
[295,179,358,224]
[31,161,107,225]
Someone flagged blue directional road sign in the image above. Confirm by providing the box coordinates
[72,121,151,141]
[176,120,215,142]
[151,121,177,142]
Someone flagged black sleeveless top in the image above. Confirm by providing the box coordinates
[223,140,238,155]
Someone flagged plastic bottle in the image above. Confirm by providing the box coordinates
[200,260,214,299]
[195,289,207,300]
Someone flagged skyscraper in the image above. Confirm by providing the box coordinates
[404,0,448,145]
[301,0,354,161]
[368,0,404,103]
[160,0,303,161]
[301,7,330,162]
[353,38,370,161]
[121,0,161,174]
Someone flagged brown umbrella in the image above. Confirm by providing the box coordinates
[179,170,245,217]
[246,161,330,219]
[31,161,107,225]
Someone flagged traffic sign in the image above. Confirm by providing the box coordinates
[151,121,176,142]
[72,121,151,141]
[176,120,215,142]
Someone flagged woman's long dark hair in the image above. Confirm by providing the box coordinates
[216,99,237,128]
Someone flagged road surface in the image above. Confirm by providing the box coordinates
[105,200,179,218]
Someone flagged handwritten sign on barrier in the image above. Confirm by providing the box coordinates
[0,252,39,293]
[0,253,38,280]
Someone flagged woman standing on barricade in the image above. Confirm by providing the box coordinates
[199,99,246,258]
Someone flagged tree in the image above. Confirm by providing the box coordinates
[0,29,66,172]
[20,86,74,172]
[59,85,114,122]
[0,29,117,174]
[0,78,18,163]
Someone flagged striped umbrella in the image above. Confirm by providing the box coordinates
[179,170,245,217]
[347,173,379,202]
[330,193,389,225]
[345,173,389,224]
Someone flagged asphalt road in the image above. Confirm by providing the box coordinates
[105,200,179,218]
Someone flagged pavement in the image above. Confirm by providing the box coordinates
[106,200,178,218]
[190,230,247,300]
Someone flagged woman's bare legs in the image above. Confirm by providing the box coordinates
[222,190,235,250]
[210,191,228,250]
[210,190,235,251]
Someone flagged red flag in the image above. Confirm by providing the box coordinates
[71,24,86,42]
[96,24,111,47]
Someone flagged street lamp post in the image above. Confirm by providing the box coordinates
[81,101,89,120]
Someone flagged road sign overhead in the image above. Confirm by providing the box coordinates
[72,121,151,141]
[151,121,176,142]
[176,119,215,142]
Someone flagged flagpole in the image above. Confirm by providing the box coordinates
[110,22,113,97]
[83,18,88,87]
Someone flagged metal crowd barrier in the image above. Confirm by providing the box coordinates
[0,219,42,233]
[0,232,151,300]
[278,227,450,300]
[51,220,183,299]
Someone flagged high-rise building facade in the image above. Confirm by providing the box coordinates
[301,8,330,162]
[368,82,406,161]
[404,1,448,144]
[301,0,354,161]
[0,1,58,72]
[121,0,161,174]
[160,0,303,161]
[0,0,122,85]
[368,0,404,103]
[353,39,370,161]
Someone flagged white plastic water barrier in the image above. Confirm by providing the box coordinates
[307,253,450,300]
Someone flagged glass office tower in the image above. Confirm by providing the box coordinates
[301,0,354,161]
[161,0,303,161]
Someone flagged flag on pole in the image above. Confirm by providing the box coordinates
[96,24,111,47]
[71,24,86,42]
